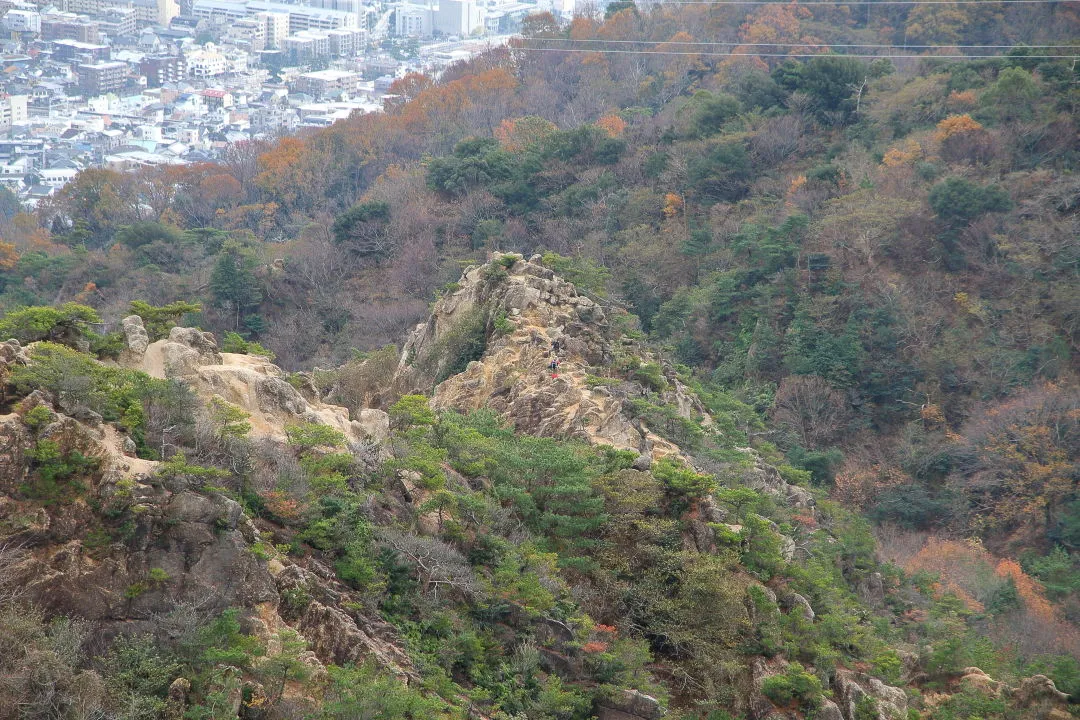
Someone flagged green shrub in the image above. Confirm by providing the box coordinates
[10,343,170,456]
[424,309,488,384]
[22,404,54,432]
[633,362,668,392]
[761,662,823,709]
[286,422,346,450]
[540,252,611,298]
[928,177,1013,226]
[0,303,100,346]
[653,456,716,498]
[221,331,275,360]
[872,649,904,684]
[128,300,201,340]
[147,567,170,584]
[22,440,96,505]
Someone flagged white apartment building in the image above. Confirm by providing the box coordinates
[0,96,29,129]
[192,0,358,33]
[394,3,430,37]
[258,11,289,49]
[3,9,42,32]
[434,0,482,36]
[223,15,267,50]
[185,43,228,76]
[59,0,178,25]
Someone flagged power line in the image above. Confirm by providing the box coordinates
[514,37,1080,49]
[509,46,1079,57]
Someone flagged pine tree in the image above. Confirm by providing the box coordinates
[208,242,262,331]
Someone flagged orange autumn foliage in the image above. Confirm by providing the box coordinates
[994,558,1055,622]
[904,537,993,612]
[495,116,557,152]
[0,240,17,270]
[946,89,978,109]
[934,114,984,142]
[73,282,97,304]
[596,113,627,138]
[662,193,684,219]
[881,138,922,168]
[904,537,1067,631]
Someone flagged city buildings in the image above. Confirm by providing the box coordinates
[76,60,128,94]
[0,0,524,206]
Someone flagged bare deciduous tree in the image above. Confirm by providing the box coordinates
[771,374,854,448]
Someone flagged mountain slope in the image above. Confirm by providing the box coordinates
[0,258,1075,719]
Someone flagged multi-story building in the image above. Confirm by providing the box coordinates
[77,61,128,94]
[60,0,178,25]
[0,95,29,129]
[53,38,111,63]
[258,11,289,48]
[303,0,364,28]
[140,54,186,86]
[3,9,42,33]
[434,0,482,36]
[192,0,358,34]
[223,16,267,51]
[42,14,100,42]
[394,3,430,37]
[185,43,228,76]
[326,26,365,56]
[294,68,360,97]
[283,29,329,60]
[0,139,45,168]
[92,6,137,37]
[128,0,180,26]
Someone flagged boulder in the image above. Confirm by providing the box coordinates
[355,408,390,445]
[299,601,407,673]
[960,667,1003,696]
[738,454,816,511]
[168,326,222,364]
[165,678,191,720]
[596,689,664,720]
[121,315,150,355]
[1009,675,1069,707]
[834,669,907,720]
[817,700,845,720]
[161,341,207,378]
[0,414,32,491]
[779,535,796,562]
[0,338,28,370]
[781,592,815,621]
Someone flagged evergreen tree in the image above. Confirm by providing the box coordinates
[208,242,262,332]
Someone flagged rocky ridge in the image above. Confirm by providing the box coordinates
[120,319,389,449]
[0,266,1074,720]
[0,331,416,713]
[395,253,710,462]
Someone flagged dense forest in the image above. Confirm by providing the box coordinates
[0,1,1078,718]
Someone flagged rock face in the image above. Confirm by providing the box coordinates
[736,453,815,511]
[1009,674,1070,708]
[781,593,815,622]
[121,315,150,355]
[834,669,908,720]
[394,254,708,461]
[119,318,388,450]
[596,689,664,720]
[0,398,413,680]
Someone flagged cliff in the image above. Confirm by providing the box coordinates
[395,253,712,462]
